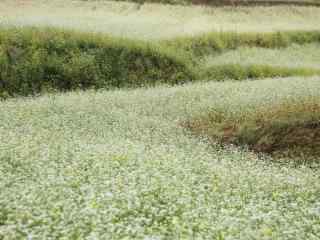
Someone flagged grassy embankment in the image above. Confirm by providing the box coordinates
[1,27,320,97]
[0,27,194,98]
[184,95,320,161]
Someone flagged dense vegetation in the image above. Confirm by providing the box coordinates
[1,1,320,239]
[0,27,194,97]
[1,77,320,239]
[1,27,320,97]
[165,30,320,56]
[185,97,320,161]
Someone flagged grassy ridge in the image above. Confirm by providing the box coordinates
[1,27,320,97]
[184,97,320,161]
[0,27,194,98]
[168,30,320,81]
[165,30,320,56]
[201,64,320,81]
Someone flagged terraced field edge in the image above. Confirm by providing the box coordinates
[200,64,320,81]
[0,27,195,98]
[183,100,320,162]
[164,31,320,57]
[1,27,320,98]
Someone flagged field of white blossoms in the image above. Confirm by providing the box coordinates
[1,0,320,39]
[0,0,320,239]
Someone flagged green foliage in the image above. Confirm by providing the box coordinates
[1,27,320,98]
[0,27,195,97]
[165,31,320,56]
[200,64,320,81]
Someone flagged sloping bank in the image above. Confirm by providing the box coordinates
[183,99,320,162]
[1,27,320,98]
[0,27,195,98]
[164,30,320,56]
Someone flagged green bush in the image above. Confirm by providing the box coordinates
[0,27,195,97]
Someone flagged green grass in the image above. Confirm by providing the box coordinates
[200,64,320,81]
[165,31,320,56]
[1,77,320,239]
[0,27,194,98]
[2,26,320,97]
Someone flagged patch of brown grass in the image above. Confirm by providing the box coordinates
[183,101,320,160]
